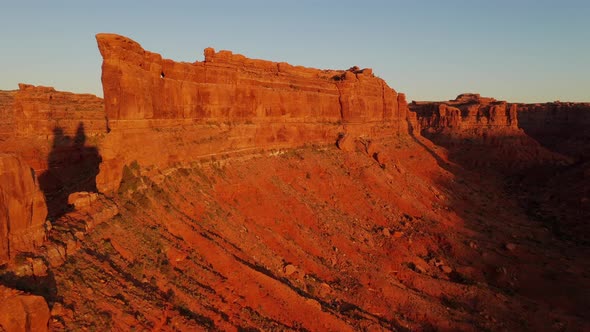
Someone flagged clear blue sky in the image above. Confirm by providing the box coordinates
[1,0,589,102]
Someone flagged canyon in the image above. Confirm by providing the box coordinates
[0,34,588,331]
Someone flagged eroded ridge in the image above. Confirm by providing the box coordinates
[95,33,415,192]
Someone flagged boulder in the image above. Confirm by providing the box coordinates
[0,286,50,332]
[67,191,99,209]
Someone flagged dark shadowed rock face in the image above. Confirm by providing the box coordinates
[412,95,590,167]
[517,102,590,160]
[412,94,590,245]
[409,94,565,171]
[0,85,105,219]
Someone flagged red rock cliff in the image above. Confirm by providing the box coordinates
[0,84,106,173]
[13,84,105,139]
[97,34,406,125]
[0,285,50,332]
[95,33,412,192]
[0,91,16,140]
[0,85,106,218]
[410,94,565,169]
[0,154,47,265]
[411,93,519,137]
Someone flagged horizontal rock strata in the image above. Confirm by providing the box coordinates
[95,33,414,192]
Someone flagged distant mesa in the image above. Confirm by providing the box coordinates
[452,93,496,104]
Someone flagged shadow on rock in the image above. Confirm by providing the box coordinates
[39,122,101,219]
[0,268,59,307]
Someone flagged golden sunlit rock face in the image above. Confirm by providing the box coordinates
[0,154,47,265]
[94,33,413,193]
[0,34,588,331]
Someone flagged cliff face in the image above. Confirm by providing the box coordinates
[0,154,47,265]
[410,94,564,169]
[0,85,106,219]
[95,33,412,193]
[514,102,590,243]
[411,93,519,138]
[97,34,406,125]
[0,84,106,173]
[412,94,589,244]
[13,84,106,140]
[0,86,103,331]
[517,102,590,160]
[0,91,16,139]
[0,285,50,332]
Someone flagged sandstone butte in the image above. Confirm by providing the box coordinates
[410,93,576,170]
[94,33,418,193]
[0,33,588,331]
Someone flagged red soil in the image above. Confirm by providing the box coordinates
[38,136,590,331]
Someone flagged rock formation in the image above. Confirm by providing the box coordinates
[0,84,106,174]
[412,94,589,244]
[513,102,590,244]
[0,91,16,140]
[0,154,47,265]
[0,85,106,219]
[95,33,412,193]
[0,285,49,332]
[12,84,106,140]
[410,94,565,169]
[517,102,590,160]
[411,93,519,138]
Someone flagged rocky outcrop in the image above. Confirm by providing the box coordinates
[13,84,106,139]
[0,285,49,332]
[0,154,47,265]
[513,103,590,244]
[97,35,406,125]
[410,94,565,169]
[517,102,590,160]
[0,85,106,218]
[411,93,519,137]
[0,91,16,140]
[95,33,413,192]
[0,84,106,173]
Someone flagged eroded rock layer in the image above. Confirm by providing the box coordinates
[412,94,590,244]
[0,154,47,265]
[0,85,106,219]
[411,93,519,138]
[0,285,49,332]
[517,102,590,160]
[13,84,106,139]
[0,91,16,139]
[95,33,412,193]
[410,94,565,170]
[0,84,106,173]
